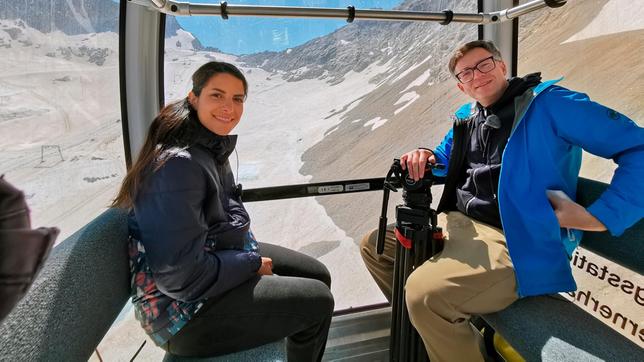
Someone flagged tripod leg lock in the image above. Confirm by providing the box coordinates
[394,227,413,249]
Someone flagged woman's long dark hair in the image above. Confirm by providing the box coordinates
[112,61,248,209]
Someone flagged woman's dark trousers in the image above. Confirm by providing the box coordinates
[165,242,334,361]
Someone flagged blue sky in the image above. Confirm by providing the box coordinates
[172,0,403,55]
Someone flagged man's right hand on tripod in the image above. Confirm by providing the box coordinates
[400,148,436,181]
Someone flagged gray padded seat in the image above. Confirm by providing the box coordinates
[482,177,644,361]
[0,207,130,360]
[0,207,285,361]
[483,295,642,361]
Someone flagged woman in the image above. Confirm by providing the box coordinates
[112,61,334,361]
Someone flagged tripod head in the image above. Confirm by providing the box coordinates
[376,159,444,254]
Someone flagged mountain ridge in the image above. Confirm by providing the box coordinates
[0,0,119,35]
[240,0,474,84]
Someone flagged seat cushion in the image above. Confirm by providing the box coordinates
[482,295,643,361]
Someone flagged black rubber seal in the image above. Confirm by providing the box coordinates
[440,10,454,25]
[347,6,355,23]
[544,0,566,8]
[220,1,229,20]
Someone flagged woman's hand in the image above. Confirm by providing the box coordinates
[257,257,273,276]
[546,190,607,232]
[400,149,436,181]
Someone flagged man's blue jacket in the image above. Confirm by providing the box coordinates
[432,78,644,297]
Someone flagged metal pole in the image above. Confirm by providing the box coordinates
[189,3,486,23]
[129,0,565,25]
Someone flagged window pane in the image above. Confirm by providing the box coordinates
[165,0,477,310]
[0,1,124,242]
[519,0,643,347]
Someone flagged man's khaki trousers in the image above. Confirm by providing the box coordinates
[360,211,519,362]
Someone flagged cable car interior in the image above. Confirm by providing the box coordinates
[0,0,642,361]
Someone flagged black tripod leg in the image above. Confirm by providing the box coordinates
[409,243,420,362]
[415,229,431,362]
[400,247,416,362]
[390,242,403,361]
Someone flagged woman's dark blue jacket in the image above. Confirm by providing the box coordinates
[129,117,261,305]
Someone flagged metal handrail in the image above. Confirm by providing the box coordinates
[129,0,566,25]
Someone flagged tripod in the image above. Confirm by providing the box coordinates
[377,159,444,362]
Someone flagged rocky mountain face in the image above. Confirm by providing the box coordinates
[0,0,215,52]
[0,0,119,35]
[0,0,122,67]
[0,0,213,64]
[240,0,474,84]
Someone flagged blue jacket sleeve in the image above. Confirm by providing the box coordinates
[432,128,453,178]
[134,156,261,303]
[543,86,644,236]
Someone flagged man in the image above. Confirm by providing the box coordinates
[360,40,644,361]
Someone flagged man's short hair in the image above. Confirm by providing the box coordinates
[448,40,503,76]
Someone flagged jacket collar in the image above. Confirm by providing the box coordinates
[187,113,237,164]
[480,72,543,113]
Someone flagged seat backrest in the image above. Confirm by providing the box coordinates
[0,208,130,361]
[576,177,643,274]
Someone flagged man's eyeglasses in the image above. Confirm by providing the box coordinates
[454,56,498,83]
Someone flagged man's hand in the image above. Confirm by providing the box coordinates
[257,257,273,276]
[546,190,607,232]
[400,149,436,181]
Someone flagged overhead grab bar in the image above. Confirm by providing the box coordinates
[128,0,566,25]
